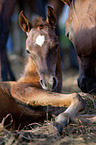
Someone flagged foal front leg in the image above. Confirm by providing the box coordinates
[11,83,85,132]
[54,93,85,133]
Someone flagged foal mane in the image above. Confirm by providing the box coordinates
[31,16,58,43]
[32,17,49,28]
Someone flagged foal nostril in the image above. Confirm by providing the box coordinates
[40,79,44,86]
[40,77,57,91]
[53,77,57,90]
[40,79,47,87]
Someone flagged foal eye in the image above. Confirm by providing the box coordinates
[26,50,30,54]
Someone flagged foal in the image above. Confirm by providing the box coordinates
[18,7,62,93]
[0,6,85,132]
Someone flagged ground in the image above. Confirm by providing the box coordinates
[0,55,96,145]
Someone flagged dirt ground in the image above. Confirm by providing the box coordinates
[0,55,96,145]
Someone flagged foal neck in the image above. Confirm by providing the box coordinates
[18,57,41,88]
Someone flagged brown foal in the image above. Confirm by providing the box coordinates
[0,6,85,132]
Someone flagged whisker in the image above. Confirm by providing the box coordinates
[88,88,96,94]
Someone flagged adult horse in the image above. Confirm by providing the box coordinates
[62,0,96,94]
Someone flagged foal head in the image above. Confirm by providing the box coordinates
[19,6,60,92]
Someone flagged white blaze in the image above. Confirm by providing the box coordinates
[36,35,45,47]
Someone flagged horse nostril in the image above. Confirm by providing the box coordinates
[77,78,80,87]
[78,76,86,86]
[78,76,87,92]
[53,77,57,90]
[82,77,86,85]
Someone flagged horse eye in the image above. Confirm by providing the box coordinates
[66,32,69,38]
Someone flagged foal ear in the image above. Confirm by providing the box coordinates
[46,6,56,27]
[19,11,32,32]
[61,0,72,6]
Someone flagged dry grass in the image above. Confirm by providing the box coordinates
[0,88,96,145]
[0,103,96,145]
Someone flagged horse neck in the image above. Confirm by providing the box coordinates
[18,57,41,88]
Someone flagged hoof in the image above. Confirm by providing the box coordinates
[53,121,65,134]
[53,113,71,134]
